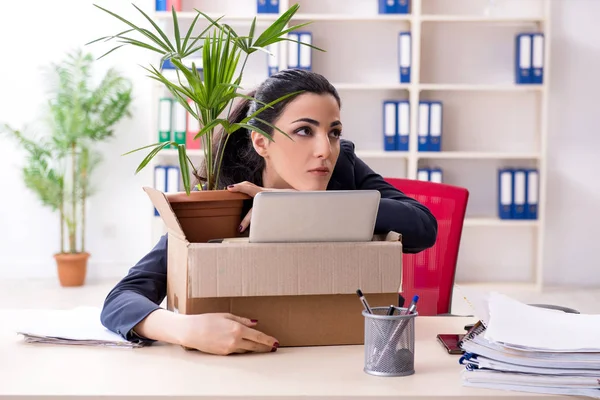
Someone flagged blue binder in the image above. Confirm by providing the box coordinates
[498,168,514,219]
[153,165,167,216]
[531,33,544,84]
[155,0,166,11]
[379,0,396,13]
[417,168,429,181]
[428,101,442,152]
[396,100,410,151]
[287,33,300,69]
[268,0,280,13]
[383,101,397,151]
[257,0,270,13]
[396,0,409,13]
[418,101,430,152]
[515,33,532,84]
[512,169,527,219]
[298,32,312,71]
[429,167,443,183]
[398,32,411,83]
[525,168,539,219]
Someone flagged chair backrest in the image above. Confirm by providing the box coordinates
[384,178,469,315]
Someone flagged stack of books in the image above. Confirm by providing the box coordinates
[458,291,600,398]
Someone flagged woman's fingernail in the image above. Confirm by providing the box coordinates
[239,225,244,232]
[250,319,258,323]
[227,185,234,189]
[273,342,279,348]
[271,346,278,352]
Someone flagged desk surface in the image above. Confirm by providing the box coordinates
[0,311,565,400]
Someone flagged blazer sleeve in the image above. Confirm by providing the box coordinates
[346,144,438,253]
[100,234,169,343]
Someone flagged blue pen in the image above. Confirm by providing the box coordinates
[403,295,419,315]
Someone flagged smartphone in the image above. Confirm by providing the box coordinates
[436,334,465,355]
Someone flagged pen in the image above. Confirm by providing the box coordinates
[403,295,419,315]
[386,305,396,316]
[356,289,372,314]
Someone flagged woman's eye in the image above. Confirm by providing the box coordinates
[295,127,311,136]
[330,129,342,138]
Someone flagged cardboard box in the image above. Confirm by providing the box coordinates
[146,187,403,347]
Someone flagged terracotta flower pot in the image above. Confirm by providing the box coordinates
[165,190,251,243]
[54,252,90,287]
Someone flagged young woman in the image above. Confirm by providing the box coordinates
[100,69,438,356]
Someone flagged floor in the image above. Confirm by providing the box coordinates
[1,277,599,316]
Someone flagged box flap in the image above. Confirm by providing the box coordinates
[143,186,186,240]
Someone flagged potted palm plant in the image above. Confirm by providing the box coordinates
[1,49,133,286]
[90,3,320,242]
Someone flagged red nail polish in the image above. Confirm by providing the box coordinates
[228,185,234,189]
[251,319,258,323]
[271,346,277,352]
[273,342,279,348]
[239,225,244,232]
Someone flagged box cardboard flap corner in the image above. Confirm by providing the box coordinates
[145,186,403,347]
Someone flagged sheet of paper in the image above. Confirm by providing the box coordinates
[13,306,139,347]
[484,292,600,352]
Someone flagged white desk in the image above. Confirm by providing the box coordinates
[0,311,566,399]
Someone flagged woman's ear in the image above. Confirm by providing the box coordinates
[250,130,269,158]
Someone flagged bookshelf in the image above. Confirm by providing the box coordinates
[149,0,550,289]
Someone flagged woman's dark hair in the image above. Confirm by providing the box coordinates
[195,69,341,189]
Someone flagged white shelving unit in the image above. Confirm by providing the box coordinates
[149,0,550,289]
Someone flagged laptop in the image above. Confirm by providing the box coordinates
[248,190,381,243]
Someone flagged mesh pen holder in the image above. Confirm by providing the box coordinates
[363,306,417,377]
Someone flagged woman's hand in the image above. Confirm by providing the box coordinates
[227,181,295,232]
[176,312,279,355]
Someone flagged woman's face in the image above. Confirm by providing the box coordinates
[251,92,342,191]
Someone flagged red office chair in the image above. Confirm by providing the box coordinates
[384,178,469,316]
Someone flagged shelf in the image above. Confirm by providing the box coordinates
[153,11,279,21]
[463,217,539,228]
[419,84,544,92]
[154,12,412,22]
[420,15,545,23]
[158,149,204,157]
[355,151,409,159]
[333,83,411,91]
[417,152,541,160]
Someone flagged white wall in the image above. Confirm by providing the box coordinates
[543,0,600,286]
[0,0,156,281]
[0,0,598,287]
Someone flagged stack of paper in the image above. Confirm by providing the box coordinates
[14,307,142,348]
[458,292,600,398]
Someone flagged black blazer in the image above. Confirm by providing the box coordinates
[100,139,438,342]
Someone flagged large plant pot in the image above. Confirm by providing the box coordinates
[54,252,89,287]
[165,190,251,243]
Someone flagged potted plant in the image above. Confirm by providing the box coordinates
[1,49,133,286]
[90,3,320,242]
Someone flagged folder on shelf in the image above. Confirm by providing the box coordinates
[532,33,544,84]
[417,168,429,181]
[166,0,181,11]
[526,168,539,219]
[268,0,280,14]
[298,32,312,71]
[383,101,397,151]
[186,98,201,150]
[498,168,514,219]
[158,97,173,147]
[172,100,187,147]
[379,0,396,14]
[396,0,409,14]
[287,33,299,69]
[515,33,532,84]
[267,42,279,76]
[429,101,442,152]
[429,167,443,183]
[396,100,410,151]
[512,169,527,219]
[155,0,166,11]
[398,32,411,83]
[418,101,430,152]
[166,166,180,193]
[153,166,167,216]
[257,0,269,13]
